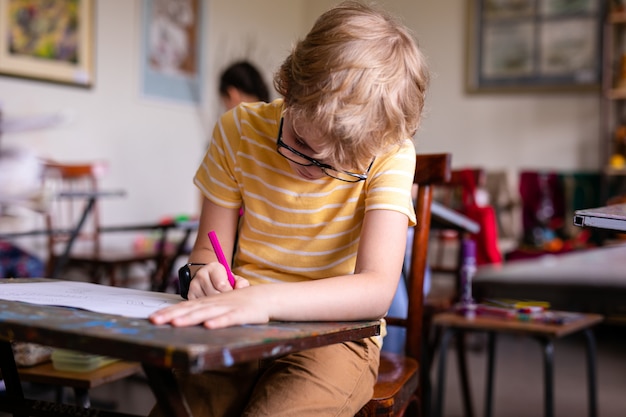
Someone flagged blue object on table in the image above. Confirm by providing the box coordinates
[0,241,44,278]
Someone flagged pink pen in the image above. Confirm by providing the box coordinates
[208,230,236,288]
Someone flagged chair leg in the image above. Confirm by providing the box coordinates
[89,263,101,284]
[106,264,120,287]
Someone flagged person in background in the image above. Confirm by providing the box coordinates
[218,60,270,110]
[197,61,271,212]
[149,1,429,416]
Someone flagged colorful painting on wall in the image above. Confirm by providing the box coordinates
[0,0,94,87]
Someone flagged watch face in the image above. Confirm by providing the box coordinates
[178,264,192,300]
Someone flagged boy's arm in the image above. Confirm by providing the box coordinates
[264,208,409,321]
[185,198,246,298]
[151,208,409,328]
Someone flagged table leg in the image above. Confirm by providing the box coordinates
[142,364,193,417]
[583,329,598,417]
[539,338,555,417]
[455,332,475,417]
[73,387,91,409]
[484,331,496,417]
[433,328,455,417]
[0,340,28,417]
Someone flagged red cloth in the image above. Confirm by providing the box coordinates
[457,169,502,266]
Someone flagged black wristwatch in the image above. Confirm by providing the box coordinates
[178,263,206,299]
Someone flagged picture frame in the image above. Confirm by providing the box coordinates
[0,0,94,88]
[139,0,205,105]
[466,0,603,93]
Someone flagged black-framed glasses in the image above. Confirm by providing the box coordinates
[276,117,373,182]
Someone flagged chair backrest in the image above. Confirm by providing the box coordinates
[42,161,108,264]
[388,153,451,361]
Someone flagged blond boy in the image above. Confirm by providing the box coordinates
[149,2,429,415]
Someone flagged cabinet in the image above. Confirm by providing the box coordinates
[601,2,626,199]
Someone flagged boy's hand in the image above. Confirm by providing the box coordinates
[149,285,269,329]
[187,263,249,298]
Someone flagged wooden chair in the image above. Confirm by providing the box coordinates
[356,153,451,417]
[42,161,178,287]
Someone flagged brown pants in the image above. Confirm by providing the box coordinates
[149,338,379,417]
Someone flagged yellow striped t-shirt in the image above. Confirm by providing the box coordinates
[194,99,416,285]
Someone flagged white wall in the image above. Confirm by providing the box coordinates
[2,0,306,227]
[1,0,601,228]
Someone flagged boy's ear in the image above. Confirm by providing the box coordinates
[221,87,243,110]
[226,87,242,103]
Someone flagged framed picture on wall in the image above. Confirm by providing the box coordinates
[140,0,205,105]
[0,0,94,87]
[466,0,603,93]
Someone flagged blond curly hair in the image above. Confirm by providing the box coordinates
[274,1,429,172]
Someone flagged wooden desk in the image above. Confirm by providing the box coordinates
[474,244,626,321]
[0,281,380,417]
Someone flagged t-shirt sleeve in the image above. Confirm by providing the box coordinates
[365,140,417,226]
[193,111,242,209]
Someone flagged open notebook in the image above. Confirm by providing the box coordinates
[0,281,181,318]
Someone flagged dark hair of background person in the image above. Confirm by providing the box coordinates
[218,61,270,103]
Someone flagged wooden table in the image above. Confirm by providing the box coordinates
[474,244,626,322]
[7,360,142,409]
[0,282,379,417]
[432,312,603,417]
[99,219,198,292]
[0,190,126,279]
